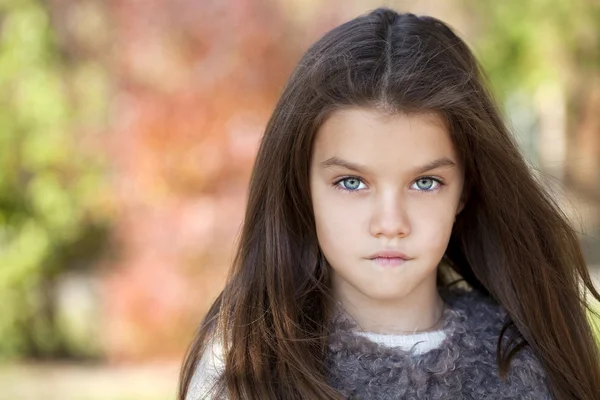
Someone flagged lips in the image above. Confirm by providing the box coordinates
[367,250,412,260]
[367,250,412,267]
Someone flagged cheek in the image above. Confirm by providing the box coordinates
[321,202,364,232]
[412,202,456,251]
[311,185,364,253]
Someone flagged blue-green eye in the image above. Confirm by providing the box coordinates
[336,177,366,192]
[411,177,442,191]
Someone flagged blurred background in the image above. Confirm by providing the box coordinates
[0,0,598,399]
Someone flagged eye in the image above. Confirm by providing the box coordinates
[411,177,443,192]
[334,177,367,192]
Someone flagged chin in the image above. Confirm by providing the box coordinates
[363,287,415,302]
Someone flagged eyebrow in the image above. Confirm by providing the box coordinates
[320,156,457,175]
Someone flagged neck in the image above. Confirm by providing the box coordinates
[333,279,445,335]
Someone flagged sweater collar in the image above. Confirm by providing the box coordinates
[327,286,471,358]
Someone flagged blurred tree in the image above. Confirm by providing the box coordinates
[101,0,348,361]
[0,0,112,359]
[466,0,600,192]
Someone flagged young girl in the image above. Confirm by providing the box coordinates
[179,8,600,400]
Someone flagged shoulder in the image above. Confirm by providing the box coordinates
[442,286,552,398]
[185,336,226,400]
[502,344,552,399]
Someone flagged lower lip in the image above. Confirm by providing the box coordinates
[371,257,408,267]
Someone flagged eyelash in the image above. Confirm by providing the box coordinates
[332,176,445,194]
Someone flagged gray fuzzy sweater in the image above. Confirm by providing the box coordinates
[326,287,551,399]
[187,287,551,399]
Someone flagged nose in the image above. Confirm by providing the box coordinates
[369,191,411,239]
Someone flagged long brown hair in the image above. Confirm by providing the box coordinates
[179,8,600,399]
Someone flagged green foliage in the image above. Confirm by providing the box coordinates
[0,0,110,359]
[466,0,600,101]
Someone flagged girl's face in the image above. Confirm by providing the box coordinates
[310,107,464,308]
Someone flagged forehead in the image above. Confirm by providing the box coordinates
[312,107,459,170]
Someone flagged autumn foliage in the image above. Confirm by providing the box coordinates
[101,0,340,361]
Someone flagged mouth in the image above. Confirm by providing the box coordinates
[367,250,411,260]
[369,256,409,267]
[367,250,412,267]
